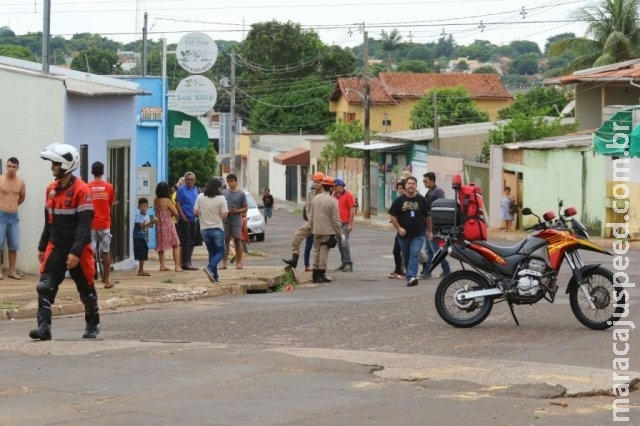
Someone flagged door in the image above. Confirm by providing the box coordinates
[258,159,269,194]
[107,140,130,263]
[285,165,298,202]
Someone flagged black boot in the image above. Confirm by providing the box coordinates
[283,253,299,269]
[312,269,319,283]
[83,324,100,339]
[342,262,353,272]
[318,270,332,283]
[29,325,52,341]
[334,262,346,271]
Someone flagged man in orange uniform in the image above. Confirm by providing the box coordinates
[30,143,100,340]
[87,161,116,288]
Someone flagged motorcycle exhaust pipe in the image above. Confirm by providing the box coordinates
[457,288,503,300]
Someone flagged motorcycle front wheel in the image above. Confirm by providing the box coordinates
[435,270,494,328]
[569,266,625,330]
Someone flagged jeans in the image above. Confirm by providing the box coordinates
[337,223,351,263]
[201,227,225,279]
[303,234,313,267]
[424,237,450,274]
[0,211,20,251]
[398,234,425,281]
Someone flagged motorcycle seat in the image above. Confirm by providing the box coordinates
[470,239,526,257]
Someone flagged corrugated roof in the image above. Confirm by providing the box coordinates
[378,72,513,99]
[65,78,149,97]
[345,140,408,151]
[554,59,640,84]
[502,133,593,150]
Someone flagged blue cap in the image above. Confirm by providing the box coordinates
[334,178,346,187]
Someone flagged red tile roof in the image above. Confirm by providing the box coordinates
[379,72,512,99]
[332,73,512,104]
[557,61,640,84]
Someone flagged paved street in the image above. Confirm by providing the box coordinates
[0,209,638,425]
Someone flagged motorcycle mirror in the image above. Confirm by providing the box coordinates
[522,207,532,215]
[558,199,563,208]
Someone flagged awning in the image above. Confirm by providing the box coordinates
[345,140,408,151]
[274,147,310,165]
[593,109,640,157]
[65,78,150,97]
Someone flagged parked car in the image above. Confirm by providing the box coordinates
[244,191,265,242]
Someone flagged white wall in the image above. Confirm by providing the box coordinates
[0,71,67,273]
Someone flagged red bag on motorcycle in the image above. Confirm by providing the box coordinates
[458,183,487,240]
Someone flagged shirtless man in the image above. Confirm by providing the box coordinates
[0,157,26,279]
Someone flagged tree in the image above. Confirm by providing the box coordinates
[380,29,402,71]
[472,65,498,74]
[435,35,456,59]
[0,44,36,61]
[320,121,364,169]
[509,40,542,56]
[410,86,489,129]
[549,0,640,71]
[70,48,119,74]
[396,59,432,73]
[168,145,217,190]
[454,60,469,71]
[246,76,334,133]
[498,87,571,119]
[456,39,496,62]
[510,52,540,75]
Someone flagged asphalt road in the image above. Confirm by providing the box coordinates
[0,210,638,425]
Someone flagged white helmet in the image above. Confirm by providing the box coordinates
[40,143,80,174]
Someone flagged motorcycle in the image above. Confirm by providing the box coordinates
[429,200,625,330]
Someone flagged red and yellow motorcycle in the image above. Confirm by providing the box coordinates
[429,203,625,329]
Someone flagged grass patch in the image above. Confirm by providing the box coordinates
[270,268,298,293]
[0,302,21,310]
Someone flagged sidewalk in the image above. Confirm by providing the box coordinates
[0,246,295,320]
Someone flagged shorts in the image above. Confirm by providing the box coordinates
[91,229,112,253]
[133,237,149,261]
[0,211,20,251]
[224,222,242,239]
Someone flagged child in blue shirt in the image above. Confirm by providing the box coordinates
[133,197,154,276]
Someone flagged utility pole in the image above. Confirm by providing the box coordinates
[42,0,50,74]
[142,12,148,77]
[230,50,236,173]
[433,93,440,152]
[362,31,371,219]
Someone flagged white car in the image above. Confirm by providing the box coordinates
[245,191,265,242]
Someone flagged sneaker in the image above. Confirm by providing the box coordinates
[387,271,400,278]
[342,263,353,272]
[438,272,451,279]
[29,326,52,341]
[203,267,216,283]
[82,326,100,339]
[396,272,407,279]
[418,272,432,279]
[334,263,346,271]
[406,277,419,287]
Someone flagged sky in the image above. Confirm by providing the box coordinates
[1,0,592,50]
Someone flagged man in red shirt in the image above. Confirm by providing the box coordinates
[88,161,116,288]
[332,178,356,272]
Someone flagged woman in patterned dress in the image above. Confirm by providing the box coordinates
[154,182,183,272]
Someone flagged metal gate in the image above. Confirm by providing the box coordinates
[285,165,298,202]
[258,159,269,194]
[107,140,130,263]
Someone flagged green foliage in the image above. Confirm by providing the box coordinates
[70,47,120,74]
[0,44,36,61]
[509,52,540,75]
[456,39,497,62]
[247,76,334,133]
[435,35,456,59]
[396,59,432,73]
[483,114,577,157]
[498,87,570,119]
[454,60,469,71]
[321,121,364,168]
[472,65,498,74]
[410,86,489,129]
[168,145,218,189]
[380,29,402,71]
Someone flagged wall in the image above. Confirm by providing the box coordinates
[575,83,605,131]
[0,71,66,273]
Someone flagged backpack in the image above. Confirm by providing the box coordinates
[508,198,518,215]
[458,183,487,241]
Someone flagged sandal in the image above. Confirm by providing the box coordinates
[137,272,151,276]
[104,282,115,289]
[236,264,243,270]
[159,268,170,272]
[220,265,227,270]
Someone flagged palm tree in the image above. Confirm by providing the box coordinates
[380,29,402,72]
[549,0,640,71]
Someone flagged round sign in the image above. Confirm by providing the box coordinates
[174,75,217,116]
[176,32,218,74]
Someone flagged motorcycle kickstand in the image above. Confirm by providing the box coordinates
[507,301,520,326]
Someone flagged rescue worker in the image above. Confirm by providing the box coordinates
[282,171,325,269]
[30,143,100,340]
[308,176,343,283]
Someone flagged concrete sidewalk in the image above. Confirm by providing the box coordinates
[0,246,295,321]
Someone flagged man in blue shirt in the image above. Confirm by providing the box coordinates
[175,171,199,270]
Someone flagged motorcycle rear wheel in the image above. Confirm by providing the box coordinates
[435,270,494,328]
[569,266,625,330]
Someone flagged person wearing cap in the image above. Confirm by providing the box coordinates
[31,143,100,340]
[282,171,325,269]
[332,178,356,272]
[308,175,343,283]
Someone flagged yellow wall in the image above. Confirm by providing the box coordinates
[330,97,512,133]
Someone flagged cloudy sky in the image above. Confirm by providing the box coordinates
[2,0,590,49]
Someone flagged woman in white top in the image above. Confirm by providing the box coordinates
[194,178,228,282]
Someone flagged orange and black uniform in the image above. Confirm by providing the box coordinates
[35,176,99,329]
